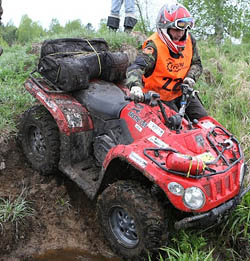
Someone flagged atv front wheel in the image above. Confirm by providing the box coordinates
[19,105,60,175]
[97,180,165,259]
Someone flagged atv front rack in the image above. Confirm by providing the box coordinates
[206,125,243,167]
[144,125,243,179]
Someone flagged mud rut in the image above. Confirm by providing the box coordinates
[0,137,118,261]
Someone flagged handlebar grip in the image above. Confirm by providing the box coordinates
[181,83,194,94]
[124,96,132,101]
[152,93,160,99]
[124,92,160,103]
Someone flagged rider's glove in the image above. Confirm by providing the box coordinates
[183,77,195,88]
[130,86,144,102]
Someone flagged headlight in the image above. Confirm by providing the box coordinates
[183,187,205,210]
[239,164,246,185]
[168,182,184,196]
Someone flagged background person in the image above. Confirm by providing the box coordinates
[0,0,3,55]
[107,0,137,33]
[126,2,208,121]
[0,0,3,24]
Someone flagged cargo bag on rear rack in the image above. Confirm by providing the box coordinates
[37,38,128,92]
[101,52,129,83]
[40,38,109,57]
[38,52,103,92]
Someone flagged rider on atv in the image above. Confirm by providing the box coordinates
[126,2,207,122]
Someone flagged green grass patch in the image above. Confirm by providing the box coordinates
[0,81,35,134]
[0,187,34,230]
[197,40,250,161]
[152,231,215,261]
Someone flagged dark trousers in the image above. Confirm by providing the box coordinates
[162,94,208,121]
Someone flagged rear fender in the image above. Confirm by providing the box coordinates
[25,78,93,135]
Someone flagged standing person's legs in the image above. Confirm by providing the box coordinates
[0,0,3,23]
[111,0,123,15]
[107,0,123,30]
[124,0,137,32]
[124,0,135,14]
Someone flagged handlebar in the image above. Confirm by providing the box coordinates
[125,84,198,132]
[124,91,160,106]
[125,84,197,105]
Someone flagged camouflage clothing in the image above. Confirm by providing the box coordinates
[126,33,202,90]
[126,32,208,120]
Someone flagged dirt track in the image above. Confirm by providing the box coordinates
[0,136,119,261]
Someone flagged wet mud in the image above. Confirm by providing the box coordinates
[0,137,121,261]
[31,248,122,261]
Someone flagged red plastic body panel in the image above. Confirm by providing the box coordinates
[25,78,244,214]
[103,102,244,213]
[25,79,93,135]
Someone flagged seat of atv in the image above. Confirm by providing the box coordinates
[73,80,129,120]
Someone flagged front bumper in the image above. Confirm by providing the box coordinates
[174,185,250,230]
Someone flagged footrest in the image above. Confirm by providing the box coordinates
[59,159,101,200]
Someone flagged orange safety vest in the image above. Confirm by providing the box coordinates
[142,32,193,101]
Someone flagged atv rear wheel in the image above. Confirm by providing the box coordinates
[97,180,165,259]
[19,105,60,175]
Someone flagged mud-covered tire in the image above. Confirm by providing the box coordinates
[19,105,60,175]
[97,180,165,259]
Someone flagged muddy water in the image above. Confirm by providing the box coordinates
[31,248,123,261]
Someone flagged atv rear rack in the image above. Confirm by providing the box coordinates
[29,69,67,94]
[144,125,243,179]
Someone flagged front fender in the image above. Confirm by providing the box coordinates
[103,144,156,183]
[102,143,243,214]
[25,78,93,135]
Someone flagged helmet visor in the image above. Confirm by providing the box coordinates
[170,17,194,30]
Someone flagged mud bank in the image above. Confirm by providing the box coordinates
[0,136,120,261]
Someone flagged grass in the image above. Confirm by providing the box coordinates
[0,45,36,136]
[224,195,250,241]
[0,186,34,231]
[56,196,72,215]
[153,231,215,261]
[197,39,250,162]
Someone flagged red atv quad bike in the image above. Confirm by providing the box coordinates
[19,72,249,260]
